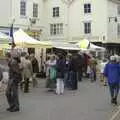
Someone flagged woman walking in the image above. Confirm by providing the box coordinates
[46,55,56,91]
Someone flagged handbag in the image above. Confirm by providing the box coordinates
[50,67,56,81]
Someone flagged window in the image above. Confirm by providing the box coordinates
[20,1,26,16]
[53,7,59,17]
[50,23,63,35]
[84,3,91,14]
[33,3,38,18]
[117,24,120,35]
[118,6,120,15]
[84,22,91,34]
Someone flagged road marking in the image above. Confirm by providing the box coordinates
[110,105,120,120]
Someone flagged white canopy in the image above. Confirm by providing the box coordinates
[14,29,42,45]
[89,43,105,51]
[53,42,80,50]
[0,32,10,40]
[76,39,105,51]
[13,29,52,48]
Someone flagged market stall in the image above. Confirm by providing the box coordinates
[13,29,52,48]
[76,39,105,51]
[52,41,80,50]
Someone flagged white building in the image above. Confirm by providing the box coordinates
[42,0,120,53]
[0,0,43,40]
[0,0,120,53]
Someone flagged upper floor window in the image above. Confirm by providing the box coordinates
[20,1,26,16]
[84,22,91,34]
[118,6,120,15]
[50,23,63,35]
[84,3,91,14]
[53,7,59,17]
[117,24,120,36]
[33,3,38,18]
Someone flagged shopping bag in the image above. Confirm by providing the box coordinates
[2,72,8,83]
[50,67,56,81]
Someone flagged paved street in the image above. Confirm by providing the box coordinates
[0,79,119,120]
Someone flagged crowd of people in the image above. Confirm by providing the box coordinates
[0,52,39,112]
[0,50,120,112]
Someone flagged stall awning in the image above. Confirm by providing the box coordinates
[13,29,53,48]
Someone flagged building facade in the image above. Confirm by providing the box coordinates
[0,0,120,54]
[0,0,43,40]
[42,0,120,54]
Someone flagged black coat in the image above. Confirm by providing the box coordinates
[31,58,39,73]
[56,59,66,78]
[70,54,83,72]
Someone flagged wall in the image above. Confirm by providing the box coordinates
[0,0,42,31]
[13,0,41,30]
[0,0,11,26]
[42,0,67,41]
[107,1,118,43]
[43,0,108,43]
[68,0,108,43]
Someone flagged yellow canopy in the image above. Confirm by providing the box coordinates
[0,44,11,50]
[76,39,89,49]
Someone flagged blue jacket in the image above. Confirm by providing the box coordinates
[104,63,120,84]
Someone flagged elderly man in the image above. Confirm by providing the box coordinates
[6,53,22,112]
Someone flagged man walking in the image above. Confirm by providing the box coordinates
[104,56,120,105]
[69,53,79,90]
[30,54,39,87]
[6,53,22,112]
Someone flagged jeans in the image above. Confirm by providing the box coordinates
[24,78,29,93]
[33,73,38,87]
[6,80,19,109]
[56,78,64,95]
[90,68,96,81]
[64,72,69,88]
[109,83,119,99]
[77,70,82,81]
[70,71,77,90]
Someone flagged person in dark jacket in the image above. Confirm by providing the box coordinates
[69,52,83,90]
[6,53,22,112]
[104,56,120,105]
[76,52,84,82]
[56,53,66,95]
[64,54,72,89]
[30,54,39,87]
[0,66,3,81]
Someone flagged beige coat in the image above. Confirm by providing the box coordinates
[22,59,33,79]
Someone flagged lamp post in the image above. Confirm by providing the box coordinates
[9,18,15,46]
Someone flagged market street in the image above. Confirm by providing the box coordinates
[0,79,119,120]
